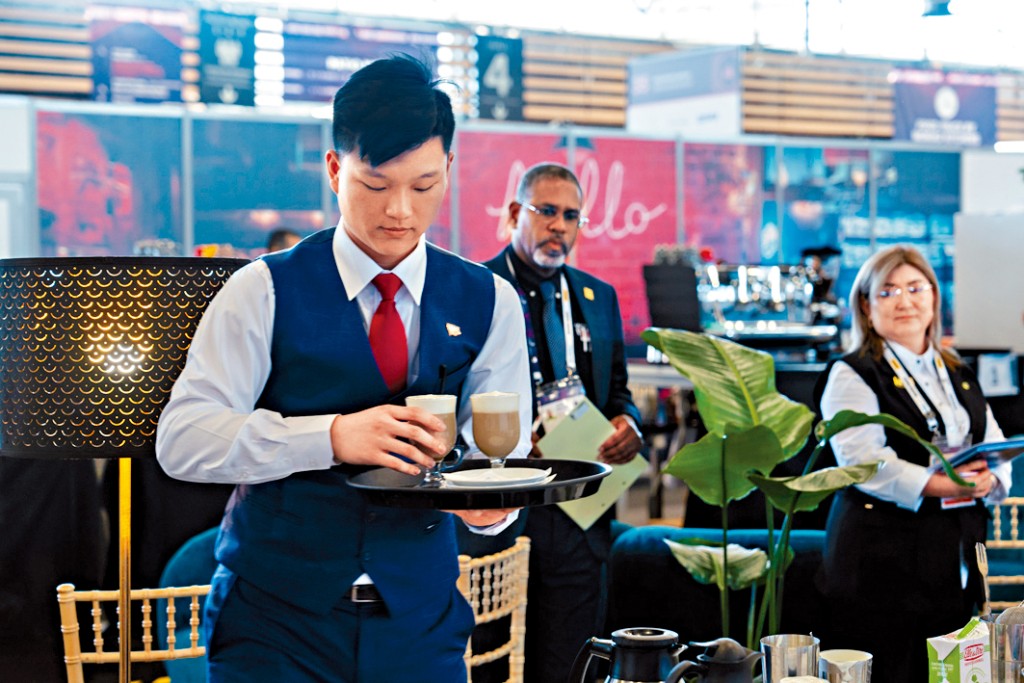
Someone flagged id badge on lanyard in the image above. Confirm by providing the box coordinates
[932,434,975,510]
[536,375,586,435]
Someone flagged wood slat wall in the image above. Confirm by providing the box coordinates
[1,2,1020,145]
[741,49,895,139]
[997,72,1024,141]
[0,1,91,97]
[521,31,673,127]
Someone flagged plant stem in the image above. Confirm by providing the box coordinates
[747,582,758,650]
[769,441,827,634]
[766,496,778,636]
[721,497,730,637]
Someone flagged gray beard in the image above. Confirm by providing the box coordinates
[532,247,565,270]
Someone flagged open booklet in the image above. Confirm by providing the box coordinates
[927,436,1024,473]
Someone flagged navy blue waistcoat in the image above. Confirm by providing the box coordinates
[214,229,496,615]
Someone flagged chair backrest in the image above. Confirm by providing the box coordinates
[457,536,530,683]
[157,526,219,683]
[56,582,210,683]
[987,496,1024,610]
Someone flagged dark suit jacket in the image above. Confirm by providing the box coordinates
[483,248,641,426]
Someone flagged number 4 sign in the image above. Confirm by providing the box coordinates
[476,35,523,121]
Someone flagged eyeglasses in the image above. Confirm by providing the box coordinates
[875,283,934,300]
[522,203,589,228]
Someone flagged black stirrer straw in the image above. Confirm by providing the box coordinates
[438,364,448,394]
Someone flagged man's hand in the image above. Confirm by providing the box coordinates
[447,508,519,527]
[330,405,448,476]
[598,415,643,465]
[527,430,543,459]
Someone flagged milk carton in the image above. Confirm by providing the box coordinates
[927,617,991,683]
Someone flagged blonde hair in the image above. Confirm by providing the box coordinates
[847,245,959,367]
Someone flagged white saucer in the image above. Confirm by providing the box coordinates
[444,467,554,488]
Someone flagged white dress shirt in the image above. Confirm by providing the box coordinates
[156,225,532,531]
[820,341,1010,511]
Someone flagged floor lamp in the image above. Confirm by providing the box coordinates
[0,256,246,683]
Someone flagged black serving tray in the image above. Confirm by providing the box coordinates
[347,459,611,510]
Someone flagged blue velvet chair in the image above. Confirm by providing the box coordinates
[606,525,827,645]
[157,527,218,683]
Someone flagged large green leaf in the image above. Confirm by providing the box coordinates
[749,462,882,513]
[643,328,813,458]
[665,539,770,591]
[815,410,966,486]
[664,425,786,506]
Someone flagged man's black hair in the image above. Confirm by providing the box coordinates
[332,53,455,167]
[267,227,301,252]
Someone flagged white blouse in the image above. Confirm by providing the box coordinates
[819,341,1010,511]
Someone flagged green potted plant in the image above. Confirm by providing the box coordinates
[642,328,966,648]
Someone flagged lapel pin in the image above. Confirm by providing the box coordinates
[893,376,903,389]
[583,286,595,301]
[961,381,970,390]
[446,322,462,337]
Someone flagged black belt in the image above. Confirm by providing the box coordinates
[346,583,383,604]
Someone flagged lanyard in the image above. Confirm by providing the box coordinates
[505,253,578,387]
[882,342,964,438]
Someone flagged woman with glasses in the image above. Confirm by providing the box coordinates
[813,245,1011,682]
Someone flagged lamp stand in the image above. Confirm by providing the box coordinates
[0,256,247,683]
[118,458,131,683]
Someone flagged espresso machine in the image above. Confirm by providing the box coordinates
[696,263,839,361]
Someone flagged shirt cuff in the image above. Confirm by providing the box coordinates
[284,413,339,470]
[463,509,520,535]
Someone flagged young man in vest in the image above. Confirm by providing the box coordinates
[157,54,532,683]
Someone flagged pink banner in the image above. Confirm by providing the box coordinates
[572,136,677,343]
[455,130,565,263]
[455,130,677,344]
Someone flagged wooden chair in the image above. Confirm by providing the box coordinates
[457,536,530,683]
[987,496,1024,610]
[56,582,210,683]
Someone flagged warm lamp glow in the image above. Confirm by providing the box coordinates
[0,258,246,459]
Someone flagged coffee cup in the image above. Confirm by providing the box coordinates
[470,391,519,467]
[405,394,457,460]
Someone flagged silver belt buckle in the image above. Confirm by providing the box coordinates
[349,584,379,603]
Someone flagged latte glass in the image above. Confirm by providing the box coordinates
[470,391,520,468]
[405,394,457,487]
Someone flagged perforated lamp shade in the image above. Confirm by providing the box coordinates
[0,256,247,683]
[0,257,246,459]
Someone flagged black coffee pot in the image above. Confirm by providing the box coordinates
[665,638,763,683]
[569,627,686,683]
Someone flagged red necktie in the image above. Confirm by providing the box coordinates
[369,273,407,394]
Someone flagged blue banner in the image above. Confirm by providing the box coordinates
[892,69,997,147]
[274,21,438,103]
[88,5,185,104]
[199,10,256,106]
[629,46,740,106]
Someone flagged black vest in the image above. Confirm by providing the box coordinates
[815,348,988,467]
